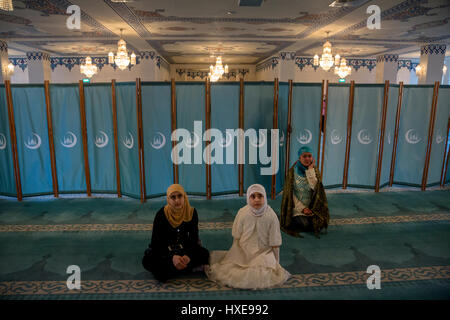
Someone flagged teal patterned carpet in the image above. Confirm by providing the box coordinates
[0,189,449,300]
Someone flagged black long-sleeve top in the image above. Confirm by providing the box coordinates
[149,207,200,259]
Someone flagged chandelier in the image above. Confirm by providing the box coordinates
[80,56,98,78]
[108,29,136,70]
[5,61,14,77]
[208,56,228,82]
[0,0,13,11]
[334,58,351,79]
[313,32,340,71]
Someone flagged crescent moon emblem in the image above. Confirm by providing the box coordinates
[330,129,342,145]
[279,130,285,147]
[186,131,200,149]
[296,129,312,145]
[405,129,421,144]
[122,132,134,149]
[436,134,444,144]
[219,132,233,148]
[357,129,373,145]
[24,133,42,150]
[250,131,266,147]
[151,132,166,149]
[61,131,77,148]
[0,133,6,150]
[95,130,109,148]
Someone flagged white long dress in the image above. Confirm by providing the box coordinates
[206,205,291,289]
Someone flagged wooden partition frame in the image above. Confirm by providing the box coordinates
[421,81,440,190]
[136,78,146,202]
[111,80,122,198]
[4,80,22,201]
[317,80,325,170]
[284,80,293,178]
[441,117,450,187]
[342,81,355,189]
[205,79,212,199]
[78,80,92,197]
[271,78,279,199]
[171,79,179,184]
[43,80,59,198]
[320,80,329,181]
[389,82,403,186]
[375,80,390,192]
[238,78,244,196]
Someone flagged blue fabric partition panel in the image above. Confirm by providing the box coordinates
[83,84,117,193]
[427,85,450,186]
[210,83,239,195]
[115,82,140,198]
[142,82,173,197]
[176,83,206,195]
[275,82,289,194]
[347,84,384,188]
[50,84,86,193]
[243,82,274,193]
[393,85,434,186]
[379,85,399,187]
[322,84,350,188]
[288,83,322,169]
[0,85,16,196]
[11,85,53,196]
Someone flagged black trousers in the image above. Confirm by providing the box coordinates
[291,215,314,233]
[142,246,210,282]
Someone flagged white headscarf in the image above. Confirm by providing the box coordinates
[246,184,268,217]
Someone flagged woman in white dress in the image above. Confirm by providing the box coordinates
[206,184,291,289]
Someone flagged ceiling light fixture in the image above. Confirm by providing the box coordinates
[208,56,229,82]
[313,31,339,72]
[334,57,351,79]
[0,0,13,11]
[108,29,136,71]
[80,56,98,78]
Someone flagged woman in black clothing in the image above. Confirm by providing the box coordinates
[142,184,209,282]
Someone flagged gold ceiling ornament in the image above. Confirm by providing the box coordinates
[334,58,352,79]
[0,0,13,11]
[80,56,98,78]
[208,56,229,82]
[313,32,340,72]
[108,29,136,71]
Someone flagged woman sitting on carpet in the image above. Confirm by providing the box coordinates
[142,184,210,282]
[280,146,329,238]
[206,184,290,289]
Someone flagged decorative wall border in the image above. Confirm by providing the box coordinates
[420,44,447,55]
[376,54,399,63]
[176,68,250,80]
[6,51,169,72]
[256,57,279,72]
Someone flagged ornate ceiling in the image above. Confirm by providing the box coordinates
[1,0,449,64]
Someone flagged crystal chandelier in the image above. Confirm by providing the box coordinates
[334,58,351,79]
[108,29,136,70]
[80,56,98,78]
[208,56,228,82]
[5,61,14,76]
[0,0,13,11]
[313,32,340,72]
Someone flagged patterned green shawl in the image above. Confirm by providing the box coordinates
[280,164,330,238]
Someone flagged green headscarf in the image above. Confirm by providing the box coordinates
[296,146,313,176]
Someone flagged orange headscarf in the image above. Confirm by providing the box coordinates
[164,184,194,228]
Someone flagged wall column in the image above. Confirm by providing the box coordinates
[26,52,51,83]
[418,44,446,84]
[376,54,399,83]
